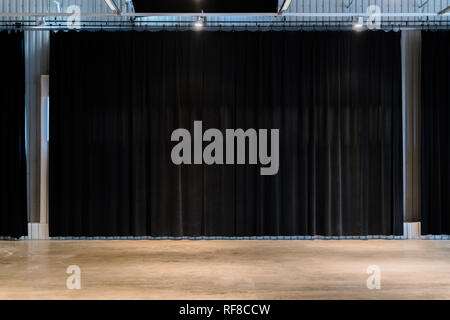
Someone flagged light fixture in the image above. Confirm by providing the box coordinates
[278,0,292,14]
[193,16,205,29]
[35,16,45,26]
[104,0,121,15]
[437,6,450,15]
[352,16,364,30]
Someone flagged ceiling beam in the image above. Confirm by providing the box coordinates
[437,6,450,16]
[104,0,121,15]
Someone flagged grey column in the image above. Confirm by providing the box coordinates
[401,30,421,223]
[25,30,50,223]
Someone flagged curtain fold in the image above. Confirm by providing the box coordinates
[0,31,27,238]
[50,31,403,237]
[421,31,450,235]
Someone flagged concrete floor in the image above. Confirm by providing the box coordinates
[0,240,450,300]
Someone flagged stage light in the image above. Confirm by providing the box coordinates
[437,6,450,15]
[104,0,121,14]
[353,17,364,31]
[35,16,45,26]
[193,17,205,29]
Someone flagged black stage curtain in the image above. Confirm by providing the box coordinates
[0,31,27,238]
[421,31,450,235]
[50,31,403,237]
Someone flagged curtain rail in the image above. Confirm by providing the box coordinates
[0,22,448,31]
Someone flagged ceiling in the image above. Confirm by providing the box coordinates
[0,0,448,30]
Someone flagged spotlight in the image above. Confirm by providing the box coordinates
[193,16,205,29]
[353,17,364,31]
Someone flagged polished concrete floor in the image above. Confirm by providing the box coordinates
[0,240,449,299]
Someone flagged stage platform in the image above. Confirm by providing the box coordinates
[1,240,449,300]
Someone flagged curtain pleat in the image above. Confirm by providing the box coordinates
[0,31,27,238]
[421,31,450,235]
